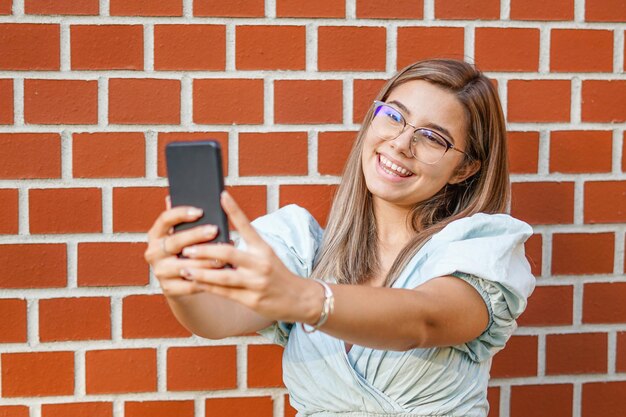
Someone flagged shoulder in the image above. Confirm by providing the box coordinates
[431,212,533,245]
[252,204,323,241]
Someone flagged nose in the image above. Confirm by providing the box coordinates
[388,127,414,159]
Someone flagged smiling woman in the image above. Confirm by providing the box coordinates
[144,59,535,417]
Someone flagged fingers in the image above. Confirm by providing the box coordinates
[165,195,172,210]
[220,191,265,247]
[182,242,257,270]
[162,224,220,256]
[153,257,228,281]
[147,206,203,240]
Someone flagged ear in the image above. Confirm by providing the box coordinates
[448,159,481,185]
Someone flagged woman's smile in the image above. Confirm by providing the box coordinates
[376,152,415,182]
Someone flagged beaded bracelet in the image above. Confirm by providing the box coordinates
[300,278,335,334]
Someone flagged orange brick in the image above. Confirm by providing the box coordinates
[435,0,499,19]
[0,78,13,124]
[226,185,268,223]
[167,346,237,391]
[475,28,539,72]
[623,132,626,172]
[518,285,573,327]
[552,233,614,275]
[0,189,18,234]
[26,0,98,14]
[582,382,626,415]
[318,131,357,175]
[194,0,264,17]
[71,25,143,70]
[487,387,499,417]
[78,242,149,287]
[73,132,145,178]
[0,299,26,342]
[86,349,156,394]
[112,187,167,232]
[508,80,570,122]
[276,0,344,17]
[205,397,273,417]
[285,393,297,417]
[0,133,61,178]
[158,132,229,177]
[617,332,626,373]
[511,182,574,224]
[550,130,612,173]
[0,406,29,417]
[0,244,66,288]
[274,80,342,124]
[511,0,574,20]
[510,384,573,417]
[0,24,59,70]
[507,131,539,174]
[42,402,112,417]
[357,0,423,18]
[248,344,284,388]
[239,132,308,176]
[585,181,626,224]
[29,188,102,233]
[1,351,74,397]
[585,0,626,22]
[353,79,386,123]
[122,295,191,338]
[110,0,181,16]
[109,78,180,124]
[491,335,538,378]
[124,401,193,417]
[318,26,386,71]
[397,27,465,73]
[24,79,97,124]
[546,333,607,375]
[194,79,263,124]
[551,29,613,72]
[154,24,225,71]
[236,25,305,70]
[0,0,12,15]
[583,283,626,324]
[582,80,626,122]
[39,297,111,341]
[279,184,337,227]
[524,233,542,276]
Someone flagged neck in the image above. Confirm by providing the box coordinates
[372,197,413,248]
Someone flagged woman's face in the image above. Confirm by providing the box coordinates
[361,79,473,209]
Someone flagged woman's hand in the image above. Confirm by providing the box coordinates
[179,191,322,324]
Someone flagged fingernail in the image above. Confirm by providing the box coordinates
[187,208,203,218]
[183,247,197,256]
[180,268,191,278]
[202,225,218,236]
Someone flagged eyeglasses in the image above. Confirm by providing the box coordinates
[370,100,469,165]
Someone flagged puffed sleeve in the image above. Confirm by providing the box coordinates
[235,204,323,347]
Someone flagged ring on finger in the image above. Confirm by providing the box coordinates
[161,236,175,256]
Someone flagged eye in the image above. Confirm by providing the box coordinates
[417,129,448,148]
[380,106,403,124]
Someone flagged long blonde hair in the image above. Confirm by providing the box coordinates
[311,59,509,287]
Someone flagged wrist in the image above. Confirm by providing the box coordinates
[299,279,326,326]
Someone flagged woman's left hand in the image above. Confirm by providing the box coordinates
[179,191,321,324]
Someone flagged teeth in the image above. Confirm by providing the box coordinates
[379,155,412,177]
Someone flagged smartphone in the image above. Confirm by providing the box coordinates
[165,140,229,244]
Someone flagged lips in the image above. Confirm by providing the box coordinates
[377,153,414,178]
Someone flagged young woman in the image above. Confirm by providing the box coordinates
[144,59,535,416]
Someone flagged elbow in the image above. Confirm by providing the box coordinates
[404,317,436,350]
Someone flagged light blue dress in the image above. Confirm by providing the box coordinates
[242,205,535,417]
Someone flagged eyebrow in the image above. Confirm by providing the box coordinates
[387,99,456,144]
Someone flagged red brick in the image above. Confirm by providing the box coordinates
[226,185,268,223]
[236,25,305,70]
[582,382,626,416]
[582,80,626,122]
[583,283,626,324]
[518,285,573,327]
[125,401,193,417]
[546,333,607,375]
[2,351,74,397]
[71,25,142,70]
[623,132,626,172]
[39,297,110,341]
[397,27,465,70]
[511,182,574,224]
[276,0,344,17]
[155,24,225,71]
[110,0,181,16]
[0,299,26,342]
[511,0,574,20]
[435,0,499,19]
[167,346,237,391]
[508,80,570,122]
[510,384,573,417]
[26,0,98,15]
[86,349,156,394]
[285,393,297,417]
[123,295,191,338]
[205,397,273,417]
[109,78,180,124]
[158,132,229,178]
[318,131,357,175]
[585,181,626,224]
[279,184,337,227]
[42,402,112,417]
[24,79,97,124]
[274,80,342,124]
[487,387,499,417]
[0,244,66,288]
[508,131,539,174]
[0,133,61,179]
[0,189,18,234]
[0,78,13,124]
[239,132,308,176]
[0,406,29,417]
[585,0,626,22]
[357,0,423,18]
[551,29,613,72]
[29,188,102,233]
[353,79,386,123]
[78,242,149,287]
[550,130,611,173]
[194,0,264,17]
[248,344,284,388]
[113,187,167,232]
[0,0,12,15]
[318,26,386,71]
[194,79,263,124]
[73,132,145,178]
[475,28,539,72]
[617,332,626,373]
[491,335,538,377]
[552,233,614,275]
[0,24,59,70]
[524,233,542,276]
